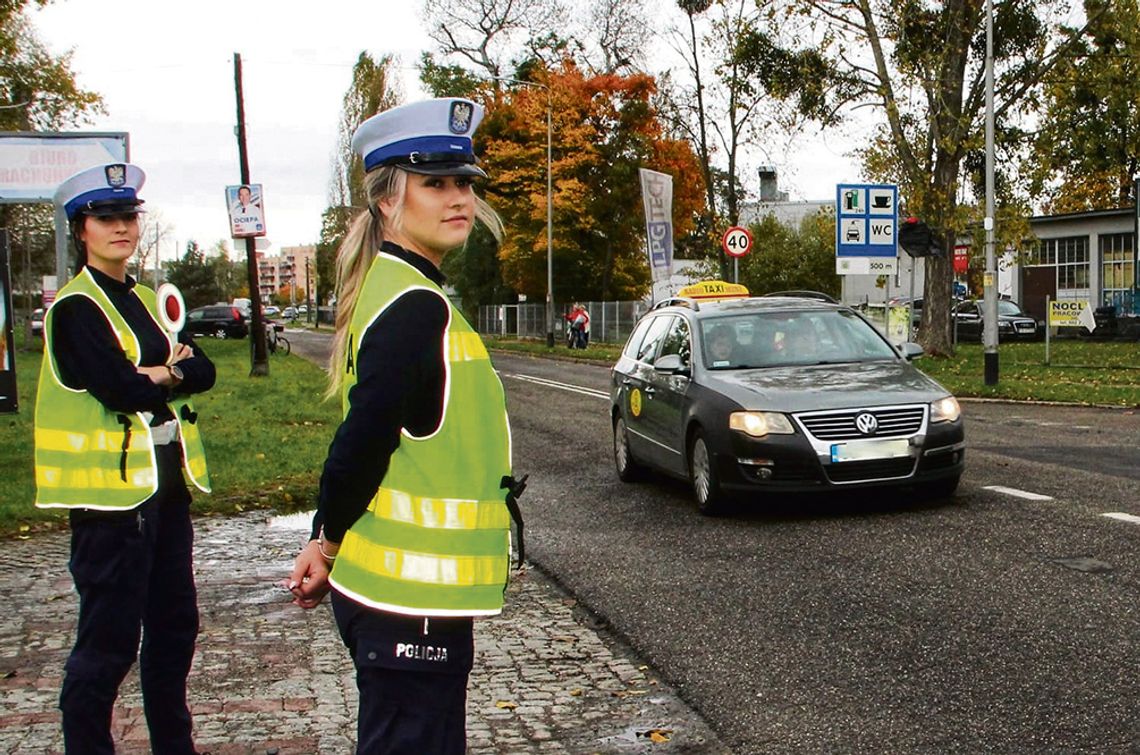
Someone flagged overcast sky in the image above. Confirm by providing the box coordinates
[32,0,862,264]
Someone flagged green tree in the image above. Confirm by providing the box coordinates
[747,0,1091,355]
[166,241,219,309]
[690,212,840,298]
[207,242,242,304]
[1028,0,1140,212]
[1,1,104,290]
[319,53,403,321]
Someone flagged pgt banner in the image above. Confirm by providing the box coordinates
[639,169,674,297]
[0,230,17,413]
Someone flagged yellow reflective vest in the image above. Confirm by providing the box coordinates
[34,269,210,510]
[329,251,513,616]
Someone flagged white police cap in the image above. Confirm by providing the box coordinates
[351,98,487,177]
[55,163,146,220]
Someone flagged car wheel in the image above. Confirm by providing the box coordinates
[214,326,228,339]
[613,416,644,482]
[921,475,960,500]
[689,430,726,515]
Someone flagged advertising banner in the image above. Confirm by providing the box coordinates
[0,133,128,202]
[0,231,17,413]
[226,184,267,238]
[639,169,673,296]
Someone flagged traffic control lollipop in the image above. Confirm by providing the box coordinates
[155,283,186,351]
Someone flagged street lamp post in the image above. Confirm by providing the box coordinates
[492,77,554,347]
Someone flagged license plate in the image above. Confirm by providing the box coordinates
[830,438,911,463]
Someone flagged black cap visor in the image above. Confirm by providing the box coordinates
[79,198,146,218]
[402,161,488,178]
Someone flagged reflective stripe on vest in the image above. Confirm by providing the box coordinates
[328,252,512,616]
[34,270,210,510]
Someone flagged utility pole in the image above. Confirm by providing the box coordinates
[234,52,269,376]
[983,0,999,385]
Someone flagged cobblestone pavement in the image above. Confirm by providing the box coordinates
[0,511,729,754]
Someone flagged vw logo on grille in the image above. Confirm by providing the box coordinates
[855,412,879,435]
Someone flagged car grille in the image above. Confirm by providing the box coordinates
[796,406,926,441]
[825,457,916,483]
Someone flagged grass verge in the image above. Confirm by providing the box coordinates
[1,335,339,537]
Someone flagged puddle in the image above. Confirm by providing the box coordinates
[268,510,316,530]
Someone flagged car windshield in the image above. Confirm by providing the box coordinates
[997,300,1025,316]
[700,309,898,369]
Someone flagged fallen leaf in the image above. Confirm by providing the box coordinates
[648,729,672,743]
[569,688,583,697]
[495,700,518,710]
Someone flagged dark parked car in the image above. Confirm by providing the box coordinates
[611,289,965,514]
[953,299,1042,341]
[185,304,249,339]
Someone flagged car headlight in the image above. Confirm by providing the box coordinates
[729,411,795,438]
[930,396,961,423]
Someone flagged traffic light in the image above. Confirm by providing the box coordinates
[898,217,946,257]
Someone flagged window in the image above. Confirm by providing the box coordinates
[1032,236,1090,299]
[622,317,654,359]
[1100,232,1135,312]
[635,316,673,363]
[657,317,691,367]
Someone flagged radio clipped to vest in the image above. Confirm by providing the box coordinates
[501,473,527,569]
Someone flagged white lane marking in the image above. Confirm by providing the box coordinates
[502,372,610,400]
[1102,512,1140,525]
[982,485,1054,501]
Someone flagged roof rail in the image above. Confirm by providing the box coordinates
[651,296,701,312]
[760,290,839,304]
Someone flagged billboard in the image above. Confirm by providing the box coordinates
[0,133,129,202]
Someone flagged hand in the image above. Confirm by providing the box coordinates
[283,540,334,609]
[170,343,193,364]
[137,364,175,386]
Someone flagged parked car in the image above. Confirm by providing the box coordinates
[611,289,965,514]
[31,308,44,337]
[263,305,281,317]
[282,306,298,320]
[953,299,1042,341]
[185,304,249,339]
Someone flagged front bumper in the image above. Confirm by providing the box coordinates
[717,416,965,493]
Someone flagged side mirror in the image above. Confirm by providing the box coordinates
[900,342,925,360]
[654,353,690,376]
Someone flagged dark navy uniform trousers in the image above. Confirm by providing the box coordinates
[61,443,199,754]
[331,590,474,755]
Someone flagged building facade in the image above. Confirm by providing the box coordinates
[255,244,316,305]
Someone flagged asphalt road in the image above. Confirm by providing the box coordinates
[287,329,1140,753]
[493,352,1140,755]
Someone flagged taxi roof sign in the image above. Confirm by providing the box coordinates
[677,280,750,300]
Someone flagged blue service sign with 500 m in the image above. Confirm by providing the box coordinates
[835,183,898,273]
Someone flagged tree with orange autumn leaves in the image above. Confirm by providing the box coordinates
[472,61,705,302]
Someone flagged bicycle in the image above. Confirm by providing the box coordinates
[265,321,291,356]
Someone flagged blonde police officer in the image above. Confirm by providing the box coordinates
[287,98,523,754]
[36,163,214,754]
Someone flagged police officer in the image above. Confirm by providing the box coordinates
[36,163,214,753]
[286,98,522,754]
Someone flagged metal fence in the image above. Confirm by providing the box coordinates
[477,300,651,344]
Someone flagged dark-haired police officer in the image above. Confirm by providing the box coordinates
[36,163,214,754]
[287,98,525,754]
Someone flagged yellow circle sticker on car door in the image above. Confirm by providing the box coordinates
[629,388,642,417]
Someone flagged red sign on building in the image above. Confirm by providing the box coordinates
[953,245,969,275]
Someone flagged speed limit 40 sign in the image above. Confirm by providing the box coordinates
[722,226,753,258]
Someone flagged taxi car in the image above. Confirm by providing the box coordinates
[611,282,965,514]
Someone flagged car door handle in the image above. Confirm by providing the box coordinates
[622,379,633,386]
[643,387,656,396]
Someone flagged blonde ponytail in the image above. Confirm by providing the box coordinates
[326,167,405,398]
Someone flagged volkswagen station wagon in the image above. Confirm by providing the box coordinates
[611,283,965,514]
